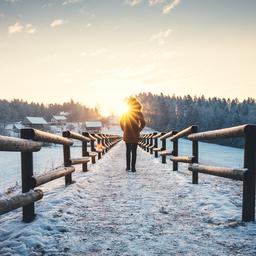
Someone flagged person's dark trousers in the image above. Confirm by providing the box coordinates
[126,143,138,170]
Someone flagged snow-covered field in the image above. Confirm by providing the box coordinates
[0,140,255,255]
[0,146,83,193]
[0,126,243,194]
[0,125,156,193]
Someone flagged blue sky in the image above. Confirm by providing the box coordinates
[0,0,256,115]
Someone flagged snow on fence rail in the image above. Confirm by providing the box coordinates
[139,124,256,222]
[0,128,121,223]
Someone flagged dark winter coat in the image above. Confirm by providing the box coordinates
[120,110,146,143]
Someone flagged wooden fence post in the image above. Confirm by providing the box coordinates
[162,138,166,164]
[20,128,35,223]
[242,126,256,221]
[96,134,101,151]
[146,135,150,152]
[154,136,158,158]
[150,133,157,154]
[62,132,72,185]
[91,137,96,151]
[192,126,199,184]
[82,132,89,172]
[173,139,178,171]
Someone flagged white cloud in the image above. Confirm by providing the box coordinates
[62,0,81,5]
[126,0,143,6]
[8,22,37,35]
[25,24,37,34]
[150,29,172,45]
[50,19,67,28]
[126,0,180,14]
[163,0,181,14]
[8,22,23,35]
[148,0,163,6]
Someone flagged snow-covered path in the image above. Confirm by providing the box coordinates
[0,141,256,255]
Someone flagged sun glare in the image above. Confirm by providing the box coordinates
[116,101,130,116]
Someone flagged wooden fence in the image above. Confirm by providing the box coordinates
[0,128,121,222]
[139,124,256,222]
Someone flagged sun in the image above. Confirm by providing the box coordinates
[116,101,130,116]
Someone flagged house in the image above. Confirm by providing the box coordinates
[85,121,102,133]
[59,111,71,117]
[51,115,67,125]
[13,123,25,133]
[3,122,25,137]
[4,123,14,131]
[22,117,48,130]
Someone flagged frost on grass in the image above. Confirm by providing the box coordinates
[0,142,256,255]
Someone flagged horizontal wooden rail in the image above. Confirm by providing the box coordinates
[152,133,162,139]
[188,164,247,181]
[170,125,198,141]
[159,150,173,156]
[170,156,195,164]
[63,131,90,142]
[69,157,90,165]
[160,131,177,140]
[139,123,256,222]
[88,134,97,141]
[0,190,43,215]
[21,128,73,145]
[31,166,75,188]
[94,134,102,140]
[188,124,256,141]
[0,135,41,152]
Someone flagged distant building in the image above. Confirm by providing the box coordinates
[4,123,14,131]
[51,115,67,125]
[85,121,102,133]
[13,123,25,133]
[3,122,25,137]
[22,117,48,130]
[59,111,71,117]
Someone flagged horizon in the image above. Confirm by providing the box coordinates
[2,91,256,118]
[0,0,256,116]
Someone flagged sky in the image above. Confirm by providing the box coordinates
[0,0,256,116]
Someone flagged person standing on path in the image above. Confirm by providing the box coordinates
[120,97,146,172]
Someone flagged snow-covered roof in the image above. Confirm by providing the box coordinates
[5,124,14,130]
[85,121,102,128]
[59,111,71,116]
[14,123,25,130]
[24,117,48,125]
[52,115,67,121]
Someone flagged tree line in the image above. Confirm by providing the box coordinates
[137,92,256,148]
[0,99,100,123]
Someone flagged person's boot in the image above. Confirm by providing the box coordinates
[126,166,130,171]
[131,166,136,172]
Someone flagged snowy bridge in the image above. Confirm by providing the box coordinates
[0,125,256,255]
